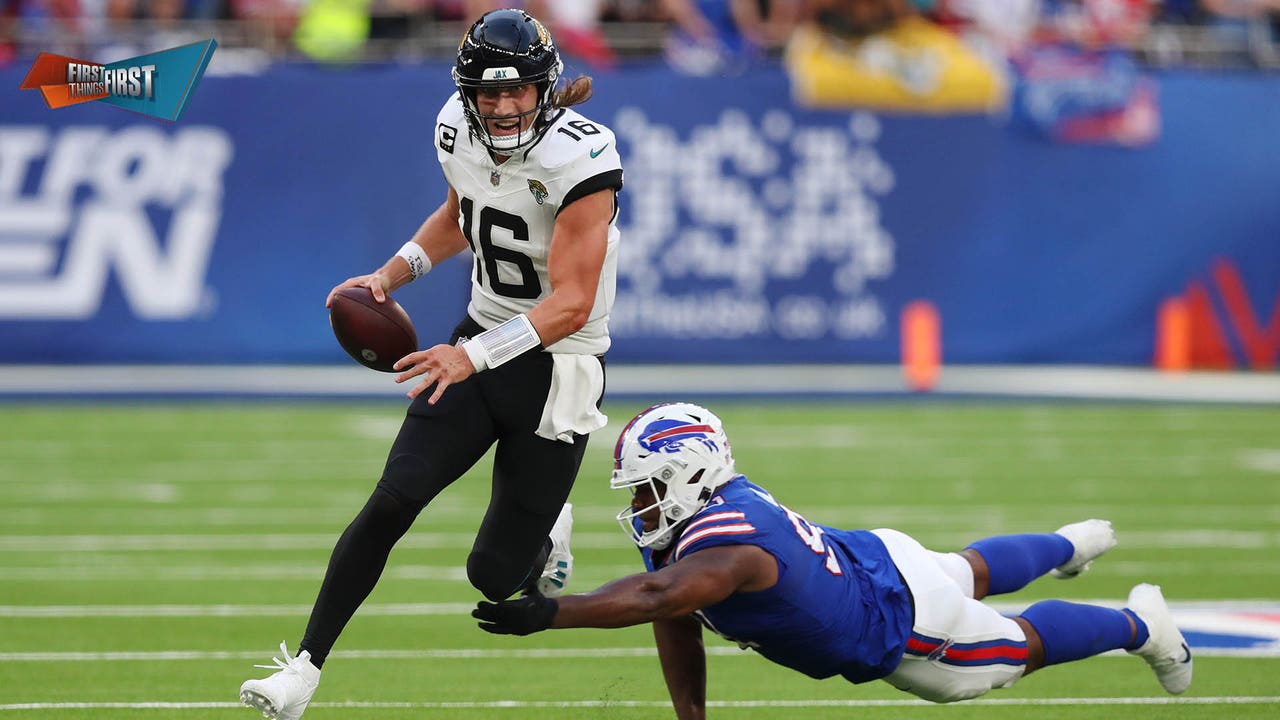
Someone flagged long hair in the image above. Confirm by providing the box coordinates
[553,75,593,108]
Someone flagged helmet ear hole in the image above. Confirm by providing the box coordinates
[687,469,705,485]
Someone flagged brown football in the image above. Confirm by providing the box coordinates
[329,287,418,373]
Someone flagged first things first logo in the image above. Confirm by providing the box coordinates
[20,39,216,122]
[63,62,157,101]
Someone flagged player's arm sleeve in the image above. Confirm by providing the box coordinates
[654,615,707,720]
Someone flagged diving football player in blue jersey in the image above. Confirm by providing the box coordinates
[474,402,1193,714]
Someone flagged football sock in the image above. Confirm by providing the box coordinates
[966,533,1073,595]
[1021,600,1150,666]
[518,538,553,595]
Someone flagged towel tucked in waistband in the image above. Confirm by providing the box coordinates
[536,353,608,444]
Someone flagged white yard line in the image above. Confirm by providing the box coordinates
[0,602,472,617]
[8,601,1277,619]
[1,364,1278,402]
[0,532,632,552]
[1,697,1278,711]
[0,564,644,581]
[2,560,1278,582]
[4,504,1277,528]
[0,646,1275,662]
[3,530,1277,552]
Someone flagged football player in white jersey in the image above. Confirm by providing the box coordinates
[239,9,621,720]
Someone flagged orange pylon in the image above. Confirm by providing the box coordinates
[901,300,941,392]
[1154,297,1190,372]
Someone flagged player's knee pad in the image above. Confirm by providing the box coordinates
[357,483,421,535]
[467,549,535,602]
[379,452,439,507]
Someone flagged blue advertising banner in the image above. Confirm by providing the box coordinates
[1,62,1277,366]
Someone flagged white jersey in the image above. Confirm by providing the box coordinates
[434,93,622,356]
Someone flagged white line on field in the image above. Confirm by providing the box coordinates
[8,600,1278,629]
[0,603,472,617]
[3,560,1278,583]
[0,697,1277,711]
[0,564,646,581]
[5,503,1279,528]
[0,648,691,661]
[0,532,632,552]
[0,646,1275,662]
[3,363,1279,402]
[3,530,1278,552]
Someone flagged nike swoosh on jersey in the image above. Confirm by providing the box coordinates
[590,144,609,158]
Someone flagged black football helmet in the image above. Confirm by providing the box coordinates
[452,9,564,154]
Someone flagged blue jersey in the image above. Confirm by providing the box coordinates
[641,476,913,683]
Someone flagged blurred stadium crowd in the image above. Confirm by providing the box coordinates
[3,0,1277,69]
[2,0,1280,69]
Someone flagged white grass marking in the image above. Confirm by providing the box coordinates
[1,697,1277,711]
[1,363,1278,401]
[5,529,1278,553]
[0,603,471,618]
[5,503,1278,528]
[0,532,632,552]
[0,508,364,528]
[1238,449,1280,473]
[1097,560,1280,576]
[0,646,1274,662]
[347,415,404,441]
[0,563,644,582]
[5,559,1280,583]
[1122,530,1280,549]
[0,648,697,661]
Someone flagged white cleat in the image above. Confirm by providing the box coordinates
[536,503,574,597]
[238,642,321,720]
[1126,583,1193,694]
[1050,519,1117,578]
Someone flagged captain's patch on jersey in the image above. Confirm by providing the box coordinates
[438,123,457,154]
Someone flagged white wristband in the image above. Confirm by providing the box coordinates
[395,241,432,280]
[460,314,541,373]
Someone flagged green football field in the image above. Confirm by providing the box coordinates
[1,401,1278,719]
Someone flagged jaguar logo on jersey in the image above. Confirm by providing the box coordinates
[528,179,548,205]
[19,39,216,122]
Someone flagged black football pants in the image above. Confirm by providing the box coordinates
[300,316,602,666]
